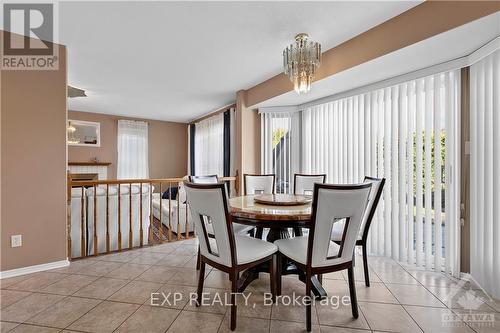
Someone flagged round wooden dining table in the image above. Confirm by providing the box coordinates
[228,194,327,297]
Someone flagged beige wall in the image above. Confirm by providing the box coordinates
[246,1,500,107]
[1,32,68,271]
[68,111,188,179]
[235,90,260,194]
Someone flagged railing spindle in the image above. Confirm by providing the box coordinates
[168,182,172,241]
[149,182,153,245]
[106,184,110,254]
[182,183,189,239]
[67,173,72,259]
[140,182,143,247]
[177,182,181,240]
[66,179,73,258]
[93,184,98,256]
[81,186,85,257]
[129,182,133,249]
[159,182,163,242]
[118,183,122,251]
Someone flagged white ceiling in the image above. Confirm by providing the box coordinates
[257,12,500,108]
[60,1,420,122]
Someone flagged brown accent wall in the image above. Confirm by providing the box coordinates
[1,32,68,271]
[246,1,500,107]
[68,111,188,179]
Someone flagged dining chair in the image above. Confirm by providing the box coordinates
[244,174,275,239]
[189,175,255,270]
[184,181,278,331]
[330,176,385,287]
[243,174,275,195]
[275,182,372,332]
[293,174,327,236]
[294,174,327,196]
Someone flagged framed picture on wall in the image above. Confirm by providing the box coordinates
[67,120,101,147]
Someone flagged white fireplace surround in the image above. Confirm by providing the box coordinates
[68,164,108,180]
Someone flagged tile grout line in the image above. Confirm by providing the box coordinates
[4,248,494,333]
[382,260,428,333]
[396,257,488,333]
[57,296,104,332]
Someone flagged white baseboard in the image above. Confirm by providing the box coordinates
[0,259,70,279]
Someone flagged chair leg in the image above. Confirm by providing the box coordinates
[269,254,277,303]
[276,254,282,296]
[196,261,205,307]
[362,245,370,287]
[196,245,201,270]
[347,266,359,318]
[305,272,312,332]
[230,271,238,331]
[255,227,264,239]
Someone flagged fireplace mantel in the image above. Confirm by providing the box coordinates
[68,162,112,166]
[68,162,110,180]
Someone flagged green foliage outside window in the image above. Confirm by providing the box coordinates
[272,128,287,148]
[412,130,446,193]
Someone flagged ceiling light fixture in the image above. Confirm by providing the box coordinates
[283,33,321,95]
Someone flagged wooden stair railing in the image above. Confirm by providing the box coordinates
[67,175,235,259]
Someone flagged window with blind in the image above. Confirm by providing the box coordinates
[261,111,299,193]
[117,120,149,179]
[194,113,224,177]
[190,109,235,179]
[261,70,461,274]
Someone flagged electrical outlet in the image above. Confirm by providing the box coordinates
[11,235,22,247]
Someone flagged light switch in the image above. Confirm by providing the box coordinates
[11,235,22,247]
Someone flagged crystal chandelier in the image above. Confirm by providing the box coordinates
[283,33,321,94]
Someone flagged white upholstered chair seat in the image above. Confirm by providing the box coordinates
[205,222,253,236]
[208,235,277,265]
[235,236,278,265]
[275,236,343,267]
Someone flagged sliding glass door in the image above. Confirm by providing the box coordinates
[261,70,461,275]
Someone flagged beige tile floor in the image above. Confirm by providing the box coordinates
[1,239,498,333]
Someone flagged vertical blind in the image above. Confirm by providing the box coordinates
[262,70,461,274]
[261,112,299,193]
[194,113,224,177]
[301,71,461,274]
[470,49,500,298]
[117,120,149,179]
